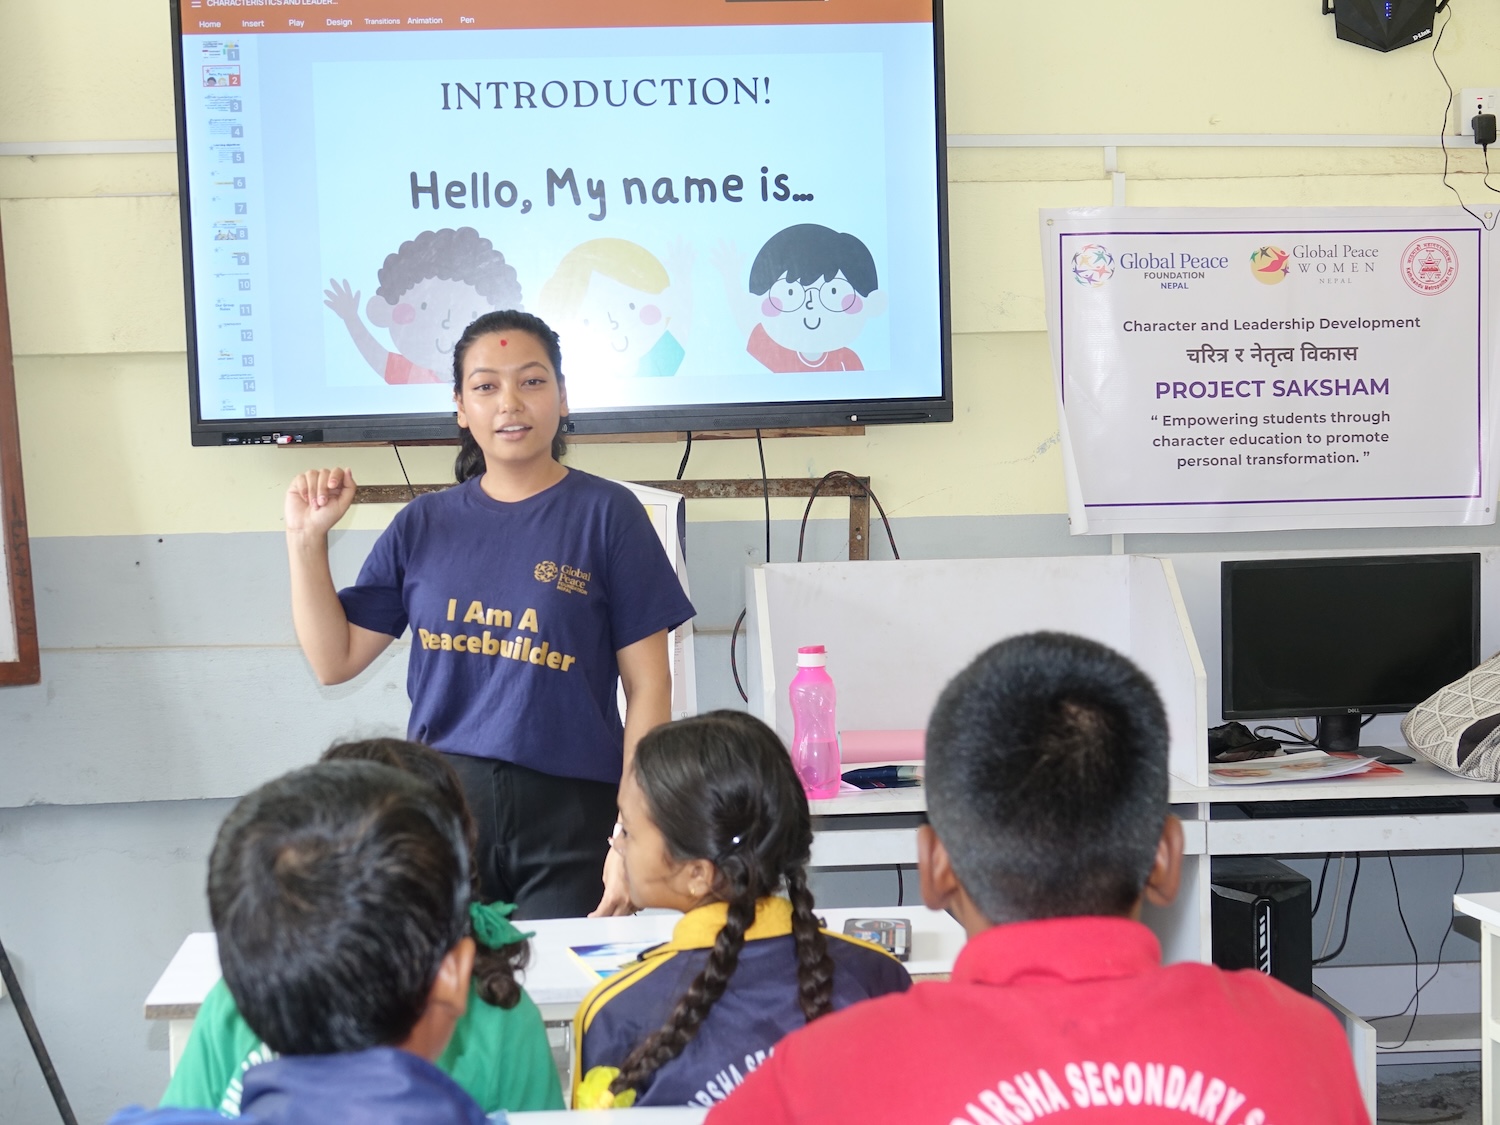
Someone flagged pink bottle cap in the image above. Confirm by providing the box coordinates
[796,645,828,668]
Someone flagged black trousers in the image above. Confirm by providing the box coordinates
[442,752,619,920]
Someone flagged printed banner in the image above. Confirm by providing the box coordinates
[1041,208,1491,534]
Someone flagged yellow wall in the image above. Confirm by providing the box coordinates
[4,1,1499,535]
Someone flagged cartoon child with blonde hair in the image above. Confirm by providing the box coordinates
[538,239,692,379]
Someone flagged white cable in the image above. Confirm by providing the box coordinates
[1320,855,1347,959]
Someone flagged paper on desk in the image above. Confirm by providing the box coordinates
[568,940,661,982]
[1208,750,1380,785]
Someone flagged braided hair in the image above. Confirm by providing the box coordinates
[320,737,528,1009]
[609,711,835,1098]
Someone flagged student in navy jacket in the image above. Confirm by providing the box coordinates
[110,760,489,1125]
[573,711,909,1108]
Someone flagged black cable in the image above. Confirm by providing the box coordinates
[728,431,771,706]
[392,443,415,500]
[796,471,901,562]
[1376,852,1424,1050]
[755,429,771,563]
[675,431,693,480]
[1252,724,1313,744]
[0,934,78,1125]
[1310,855,1332,918]
[1375,851,1467,1050]
[1485,146,1500,196]
[896,865,905,907]
[1432,4,1500,231]
[730,607,748,703]
[1312,854,1360,965]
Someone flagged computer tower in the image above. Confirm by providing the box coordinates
[1210,858,1313,995]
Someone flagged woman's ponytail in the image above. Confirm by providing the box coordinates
[471,937,528,1009]
[454,428,486,483]
[467,900,532,1009]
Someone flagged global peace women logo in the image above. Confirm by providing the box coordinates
[1248,246,1290,286]
[1070,244,1114,288]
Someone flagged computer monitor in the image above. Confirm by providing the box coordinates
[1221,553,1480,751]
[170,0,952,446]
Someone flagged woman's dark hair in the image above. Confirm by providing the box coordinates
[321,738,528,1008]
[209,761,470,1054]
[609,710,834,1097]
[452,309,568,482]
[925,631,1170,923]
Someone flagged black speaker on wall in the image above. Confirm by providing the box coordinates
[1324,0,1438,53]
[1211,857,1314,995]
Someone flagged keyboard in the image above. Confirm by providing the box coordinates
[1238,796,1473,819]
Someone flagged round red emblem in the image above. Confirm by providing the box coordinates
[1401,236,1459,295]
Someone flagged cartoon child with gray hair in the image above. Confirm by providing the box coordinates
[715,223,888,373]
[324,227,522,385]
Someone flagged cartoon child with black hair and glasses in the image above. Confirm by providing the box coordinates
[715,223,888,373]
[324,227,523,385]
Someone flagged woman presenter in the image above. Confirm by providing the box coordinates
[285,310,696,918]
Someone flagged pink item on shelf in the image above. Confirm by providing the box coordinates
[837,730,926,763]
[790,646,840,799]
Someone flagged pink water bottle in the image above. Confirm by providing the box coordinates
[789,645,840,799]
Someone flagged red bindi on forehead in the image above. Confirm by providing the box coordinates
[499,338,508,347]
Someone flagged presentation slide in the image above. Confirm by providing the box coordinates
[178,0,943,428]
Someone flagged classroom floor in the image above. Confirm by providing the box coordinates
[1378,1067,1481,1124]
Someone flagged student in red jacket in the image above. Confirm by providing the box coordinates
[709,632,1370,1125]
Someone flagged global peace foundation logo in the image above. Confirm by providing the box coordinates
[1248,246,1291,286]
[1070,243,1115,287]
[533,561,559,583]
[1401,237,1458,295]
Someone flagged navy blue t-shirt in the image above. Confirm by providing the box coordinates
[338,470,696,784]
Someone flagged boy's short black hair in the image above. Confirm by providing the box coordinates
[208,761,470,1055]
[925,631,1169,922]
[748,224,879,298]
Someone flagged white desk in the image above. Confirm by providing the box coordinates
[146,906,967,1070]
[1452,893,1500,1125]
[811,760,1500,950]
[812,760,1500,857]
[520,906,965,1022]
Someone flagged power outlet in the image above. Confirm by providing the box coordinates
[1459,88,1500,137]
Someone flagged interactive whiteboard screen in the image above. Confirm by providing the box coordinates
[173,1,951,445]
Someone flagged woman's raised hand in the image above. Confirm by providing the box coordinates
[285,468,358,536]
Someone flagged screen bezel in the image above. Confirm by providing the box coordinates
[1219,553,1481,720]
[171,2,954,447]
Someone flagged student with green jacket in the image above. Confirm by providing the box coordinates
[158,738,564,1115]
